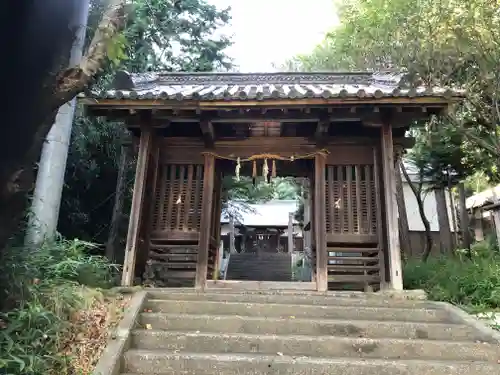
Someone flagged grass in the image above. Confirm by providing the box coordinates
[403,241,500,313]
[0,237,126,375]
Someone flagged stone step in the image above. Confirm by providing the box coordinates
[143,299,451,323]
[225,275,292,280]
[229,253,292,257]
[228,265,290,268]
[130,330,498,362]
[122,350,500,375]
[146,291,436,309]
[138,313,483,341]
[226,277,293,281]
[227,264,291,268]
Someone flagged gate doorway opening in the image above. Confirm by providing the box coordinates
[217,158,313,285]
[219,177,312,283]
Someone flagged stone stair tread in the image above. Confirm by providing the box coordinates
[123,350,500,375]
[144,299,450,319]
[145,291,437,308]
[145,298,440,312]
[137,312,466,329]
[143,302,450,323]
[130,330,499,362]
[130,329,492,346]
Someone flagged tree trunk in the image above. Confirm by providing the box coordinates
[457,182,472,256]
[400,164,433,261]
[435,187,453,254]
[395,159,412,258]
[106,143,130,262]
[0,0,128,252]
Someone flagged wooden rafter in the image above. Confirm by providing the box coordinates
[200,120,215,148]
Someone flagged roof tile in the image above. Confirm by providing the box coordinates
[87,71,464,102]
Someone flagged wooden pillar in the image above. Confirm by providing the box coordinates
[229,215,236,254]
[381,123,403,290]
[121,126,153,286]
[196,153,215,290]
[435,187,453,253]
[474,209,485,241]
[304,188,311,251]
[314,154,328,292]
[137,137,160,275]
[288,212,294,253]
[458,182,471,249]
[310,174,316,283]
[212,175,223,280]
[491,209,500,248]
[395,157,411,258]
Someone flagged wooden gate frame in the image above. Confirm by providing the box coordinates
[79,72,461,291]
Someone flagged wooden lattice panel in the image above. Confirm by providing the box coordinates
[327,245,381,291]
[152,163,204,236]
[325,164,378,243]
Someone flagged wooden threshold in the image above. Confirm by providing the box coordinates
[206,280,317,291]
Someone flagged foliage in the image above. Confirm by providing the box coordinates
[284,0,500,186]
[0,238,118,374]
[221,176,301,222]
[87,0,232,74]
[403,241,500,310]
[59,116,134,244]
[224,176,300,203]
[60,0,233,244]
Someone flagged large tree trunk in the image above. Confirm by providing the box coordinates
[400,163,433,261]
[0,0,128,251]
[435,187,453,254]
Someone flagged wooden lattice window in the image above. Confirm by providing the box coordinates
[152,164,204,234]
[325,164,378,242]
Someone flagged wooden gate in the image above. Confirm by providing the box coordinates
[145,163,204,286]
[322,145,385,291]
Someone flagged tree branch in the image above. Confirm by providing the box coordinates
[54,0,128,107]
[401,162,433,261]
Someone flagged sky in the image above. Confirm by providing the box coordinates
[208,0,338,72]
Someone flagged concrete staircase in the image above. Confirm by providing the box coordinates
[119,290,500,375]
[225,252,292,281]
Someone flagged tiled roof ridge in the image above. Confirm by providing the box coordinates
[115,70,406,90]
[98,70,462,101]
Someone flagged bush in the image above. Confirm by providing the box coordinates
[403,242,500,310]
[0,238,119,375]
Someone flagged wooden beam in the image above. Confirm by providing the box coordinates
[196,153,216,290]
[200,120,215,148]
[81,96,459,109]
[314,154,328,292]
[121,124,153,286]
[315,120,330,146]
[380,122,403,290]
